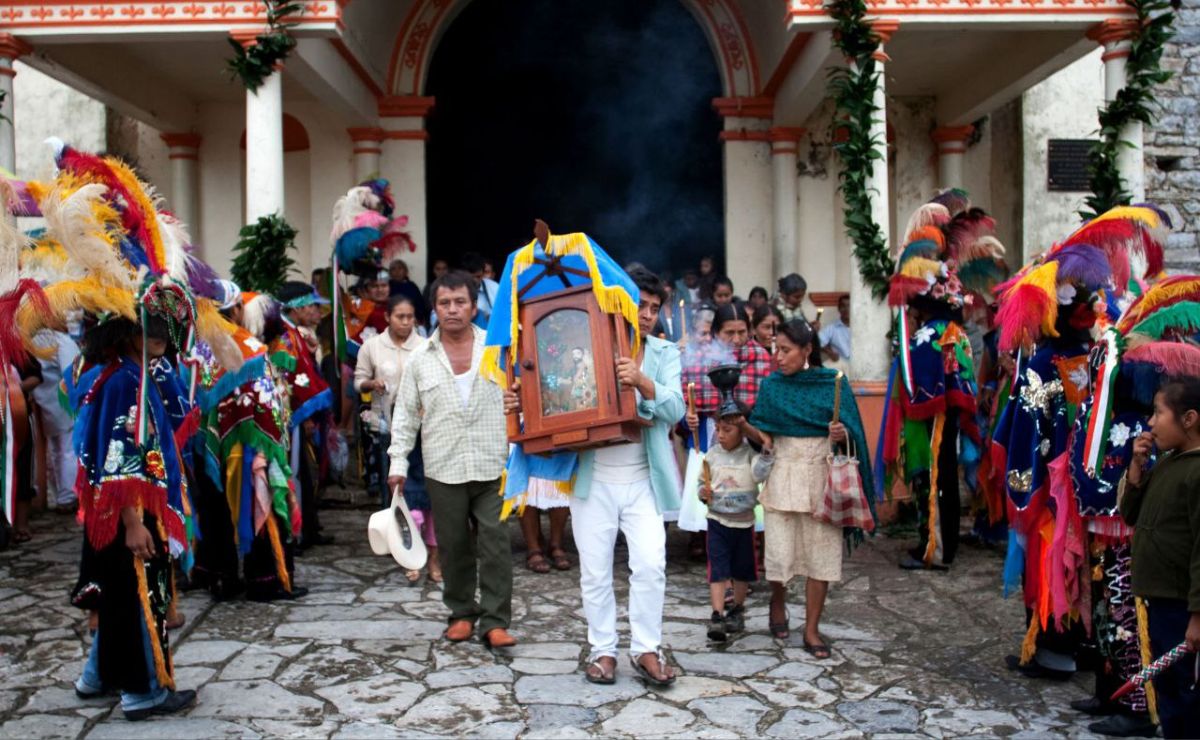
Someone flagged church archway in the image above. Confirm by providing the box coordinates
[418,0,728,280]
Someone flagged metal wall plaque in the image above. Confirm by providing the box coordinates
[1047,139,1096,192]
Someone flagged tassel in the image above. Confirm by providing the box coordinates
[134,555,175,690]
[1135,597,1158,725]
[264,514,292,593]
[1020,612,1040,666]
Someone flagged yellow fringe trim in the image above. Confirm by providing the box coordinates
[133,553,175,690]
[264,513,292,593]
[484,232,643,389]
[1135,597,1158,725]
[1019,611,1040,666]
[923,413,945,565]
[1120,277,1200,332]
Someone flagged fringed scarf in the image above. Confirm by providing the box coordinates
[750,368,877,549]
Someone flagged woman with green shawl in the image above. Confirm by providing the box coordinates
[750,320,875,658]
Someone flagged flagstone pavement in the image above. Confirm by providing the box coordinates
[1,499,1111,739]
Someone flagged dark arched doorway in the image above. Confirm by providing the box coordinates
[425,0,724,282]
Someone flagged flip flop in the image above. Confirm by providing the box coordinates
[526,551,551,574]
[584,656,616,685]
[631,650,676,688]
[803,640,832,660]
[549,548,572,571]
[769,607,790,640]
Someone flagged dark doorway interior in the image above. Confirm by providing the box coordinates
[425,0,724,284]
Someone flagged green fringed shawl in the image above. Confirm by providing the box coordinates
[750,367,878,547]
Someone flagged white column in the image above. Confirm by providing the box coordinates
[0,35,32,175]
[850,25,896,384]
[348,127,383,182]
[770,127,803,280]
[379,96,434,284]
[1089,20,1144,202]
[160,133,202,245]
[236,31,284,223]
[932,125,973,190]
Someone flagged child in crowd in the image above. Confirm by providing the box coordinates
[1120,379,1200,739]
[699,405,772,642]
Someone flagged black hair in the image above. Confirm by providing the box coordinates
[778,273,808,295]
[458,251,486,274]
[712,302,750,337]
[277,280,315,305]
[712,275,734,293]
[386,294,416,315]
[777,318,823,368]
[751,304,784,330]
[749,286,768,301]
[81,317,139,365]
[1158,378,1200,422]
[430,270,479,306]
[628,265,668,305]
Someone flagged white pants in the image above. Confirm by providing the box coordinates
[569,478,666,660]
[47,430,77,507]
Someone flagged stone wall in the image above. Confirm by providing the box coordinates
[1145,5,1200,272]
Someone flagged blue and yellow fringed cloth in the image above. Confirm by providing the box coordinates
[482,232,640,518]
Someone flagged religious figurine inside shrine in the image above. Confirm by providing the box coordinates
[481,220,648,455]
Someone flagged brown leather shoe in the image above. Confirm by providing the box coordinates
[443,619,474,642]
[483,628,517,648]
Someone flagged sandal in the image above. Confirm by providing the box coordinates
[526,550,551,574]
[769,605,790,640]
[405,569,421,585]
[428,566,443,584]
[631,650,676,688]
[549,547,572,571]
[803,639,832,659]
[584,655,616,685]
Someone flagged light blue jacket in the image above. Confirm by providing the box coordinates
[572,336,684,513]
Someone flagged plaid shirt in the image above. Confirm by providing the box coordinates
[680,341,772,415]
[387,325,507,483]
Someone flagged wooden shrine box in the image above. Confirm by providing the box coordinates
[507,284,650,454]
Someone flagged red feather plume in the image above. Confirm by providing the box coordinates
[58,148,158,272]
[997,283,1052,352]
[1058,219,1141,291]
[888,275,929,308]
[0,279,52,371]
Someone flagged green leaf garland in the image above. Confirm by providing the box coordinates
[230,213,299,295]
[1082,0,1175,220]
[826,0,894,300]
[226,1,304,92]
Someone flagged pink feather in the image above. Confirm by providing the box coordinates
[1123,342,1200,379]
[997,283,1052,352]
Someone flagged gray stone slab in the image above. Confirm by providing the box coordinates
[503,641,583,660]
[838,698,920,734]
[276,645,385,690]
[745,679,840,709]
[248,718,341,738]
[173,640,247,666]
[188,680,324,720]
[765,709,854,738]
[424,663,513,689]
[220,651,285,681]
[21,685,115,713]
[358,586,427,603]
[314,676,424,720]
[508,658,579,675]
[689,695,769,731]
[600,698,694,736]
[0,713,86,739]
[526,703,599,732]
[274,619,445,641]
[655,676,748,703]
[515,674,647,708]
[392,686,520,735]
[87,717,260,738]
[673,651,778,678]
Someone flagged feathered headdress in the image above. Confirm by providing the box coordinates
[1080,275,1200,475]
[1052,205,1168,297]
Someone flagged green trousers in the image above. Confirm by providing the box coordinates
[425,477,512,634]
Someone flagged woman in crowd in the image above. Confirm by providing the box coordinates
[750,319,874,656]
[355,295,440,583]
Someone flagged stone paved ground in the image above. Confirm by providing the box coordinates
[0,498,1111,739]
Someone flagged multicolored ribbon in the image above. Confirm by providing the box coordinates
[1083,328,1122,476]
[1111,642,1196,700]
[1,382,14,529]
